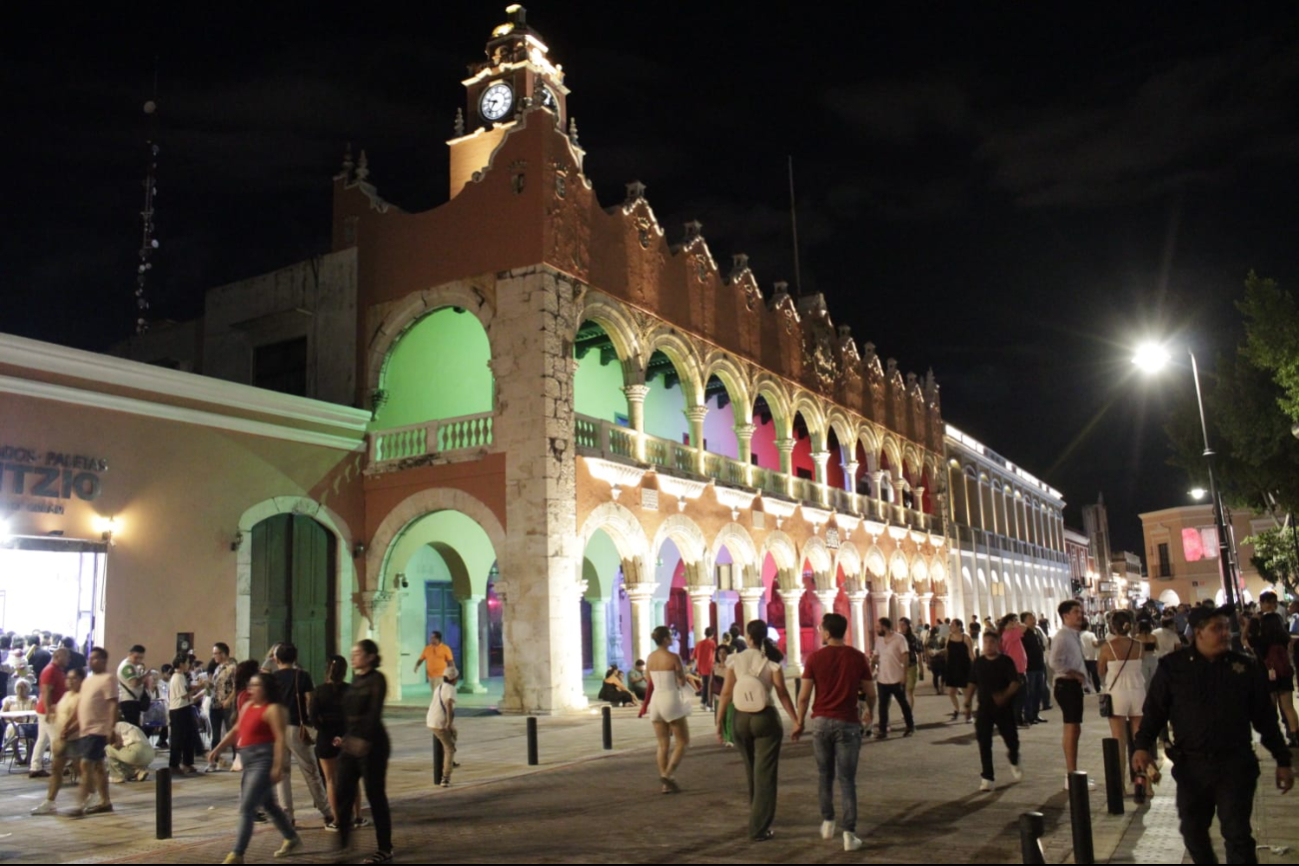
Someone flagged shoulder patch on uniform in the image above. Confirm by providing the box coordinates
[1231,661,1247,675]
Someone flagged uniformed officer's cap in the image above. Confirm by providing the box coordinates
[1187,605,1233,629]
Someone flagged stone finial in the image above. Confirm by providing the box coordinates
[454,107,465,137]
[356,149,370,182]
[568,116,579,144]
[683,220,703,241]
[907,371,917,387]
[887,358,898,376]
[341,143,354,179]
[773,280,790,300]
[925,368,938,393]
[729,253,750,279]
[625,180,647,203]
[837,324,852,339]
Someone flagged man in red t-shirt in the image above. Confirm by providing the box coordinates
[694,627,717,709]
[30,646,69,777]
[793,613,876,852]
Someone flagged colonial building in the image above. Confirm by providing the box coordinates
[1138,504,1272,607]
[943,424,1070,625]
[1064,527,1108,615]
[3,7,950,713]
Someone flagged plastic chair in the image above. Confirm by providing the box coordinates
[6,722,38,773]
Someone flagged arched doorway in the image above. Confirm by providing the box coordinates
[250,514,336,680]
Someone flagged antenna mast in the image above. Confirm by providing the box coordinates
[134,60,161,335]
[788,155,803,298]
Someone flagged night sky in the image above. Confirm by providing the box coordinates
[5,6,1298,555]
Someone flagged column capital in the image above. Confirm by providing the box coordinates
[810,450,831,464]
[361,589,395,618]
[870,589,894,603]
[844,459,860,474]
[733,423,756,439]
[738,586,766,602]
[814,589,839,609]
[684,404,710,423]
[917,592,934,602]
[847,589,869,604]
[625,582,660,601]
[686,585,715,602]
[622,384,650,402]
[775,437,797,454]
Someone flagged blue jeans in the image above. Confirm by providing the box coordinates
[234,743,295,855]
[810,717,863,832]
[1024,671,1047,722]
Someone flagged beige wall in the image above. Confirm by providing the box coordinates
[1140,505,1271,606]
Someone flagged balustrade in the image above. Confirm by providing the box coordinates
[370,411,495,464]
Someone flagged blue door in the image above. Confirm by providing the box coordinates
[425,581,462,668]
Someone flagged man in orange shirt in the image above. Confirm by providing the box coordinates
[415,632,456,692]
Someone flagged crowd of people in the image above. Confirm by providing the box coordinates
[3,632,396,865]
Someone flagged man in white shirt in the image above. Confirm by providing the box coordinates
[870,617,914,739]
[1151,614,1181,658]
[1079,623,1100,692]
[105,721,154,784]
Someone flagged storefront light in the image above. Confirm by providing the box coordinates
[93,515,120,542]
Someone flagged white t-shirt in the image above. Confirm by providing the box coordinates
[425,682,457,730]
[1151,627,1181,658]
[875,632,909,684]
[167,672,190,711]
[1079,630,1099,662]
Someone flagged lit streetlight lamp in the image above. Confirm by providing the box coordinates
[1133,342,1241,625]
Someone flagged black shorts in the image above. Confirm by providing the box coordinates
[1054,679,1084,725]
[79,734,108,762]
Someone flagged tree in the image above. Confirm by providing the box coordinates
[1239,270,1299,424]
[1243,525,1299,598]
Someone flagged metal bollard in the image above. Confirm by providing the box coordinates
[602,705,613,750]
[526,716,539,766]
[1018,811,1046,864]
[433,733,445,781]
[156,767,172,840]
[1068,770,1095,865]
[1102,738,1125,815]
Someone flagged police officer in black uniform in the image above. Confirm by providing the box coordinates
[1133,605,1294,864]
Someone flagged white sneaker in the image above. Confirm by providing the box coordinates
[843,831,863,851]
[1011,762,1024,781]
[980,777,995,792]
[30,800,57,816]
[821,820,835,840]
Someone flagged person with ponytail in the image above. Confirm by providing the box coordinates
[715,619,799,842]
[1098,610,1146,796]
[645,625,692,793]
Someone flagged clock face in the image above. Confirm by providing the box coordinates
[480,82,514,121]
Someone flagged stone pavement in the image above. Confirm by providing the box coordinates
[0,687,1293,863]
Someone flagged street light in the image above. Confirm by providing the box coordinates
[1188,488,1207,500]
[1133,341,1241,626]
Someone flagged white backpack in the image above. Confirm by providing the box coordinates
[731,650,770,713]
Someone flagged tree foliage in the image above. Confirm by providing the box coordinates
[1243,525,1299,598]
[1239,270,1299,423]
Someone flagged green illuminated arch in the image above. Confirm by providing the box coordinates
[374,307,493,429]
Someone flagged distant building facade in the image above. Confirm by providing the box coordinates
[1138,504,1273,608]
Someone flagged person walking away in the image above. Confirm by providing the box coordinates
[1133,606,1294,864]
[1249,595,1298,746]
[944,619,976,722]
[414,632,454,694]
[30,666,83,815]
[872,618,915,738]
[29,646,69,777]
[209,672,302,864]
[74,648,118,815]
[997,614,1030,727]
[793,613,875,851]
[105,720,154,783]
[1097,610,1146,795]
[1049,600,1091,787]
[898,618,925,710]
[715,619,798,842]
[1021,613,1049,725]
[311,655,355,831]
[334,640,392,864]
[209,643,237,766]
[426,664,459,787]
[116,645,147,728]
[1079,622,1101,692]
[643,625,692,793]
[695,627,717,709]
[271,643,334,828]
[970,630,1023,792]
[168,654,204,775]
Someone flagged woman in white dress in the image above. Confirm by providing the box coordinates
[646,625,691,794]
[1097,610,1146,794]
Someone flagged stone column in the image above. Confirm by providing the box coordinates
[687,586,713,646]
[814,588,839,647]
[685,405,709,475]
[844,459,860,494]
[589,598,609,677]
[780,570,804,674]
[848,590,869,652]
[914,486,926,516]
[776,438,796,497]
[459,594,488,693]
[739,587,766,627]
[734,423,756,486]
[917,592,935,627]
[872,470,884,502]
[898,591,918,625]
[936,594,951,623]
[622,384,650,462]
[811,450,831,505]
[653,598,668,632]
[869,590,893,654]
[626,583,659,662]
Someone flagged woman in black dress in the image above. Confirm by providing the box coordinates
[944,619,975,722]
[311,655,351,831]
[334,640,392,863]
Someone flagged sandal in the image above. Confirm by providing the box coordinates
[361,851,394,864]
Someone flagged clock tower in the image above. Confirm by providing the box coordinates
[448,5,570,198]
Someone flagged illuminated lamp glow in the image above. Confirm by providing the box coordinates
[1133,342,1172,373]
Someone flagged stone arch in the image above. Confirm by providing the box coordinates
[643,327,705,407]
[577,293,645,385]
[864,545,888,583]
[368,487,507,597]
[799,536,834,588]
[790,390,828,448]
[700,352,753,424]
[889,549,912,593]
[751,374,794,437]
[911,553,930,593]
[881,435,903,475]
[365,281,497,400]
[929,556,948,590]
[857,424,880,463]
[760,530,800,589]
[650,513,709,569]
[579,501,653,582]
[833,541,864,590]
[234,495,357,663]
[709,522,759,586]
[903,443,923,478]
[826,409,856,450]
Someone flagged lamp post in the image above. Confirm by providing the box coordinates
[1133,343,1240,626]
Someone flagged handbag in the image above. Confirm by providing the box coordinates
[1099,639,1135,719]
[295,671,315,745]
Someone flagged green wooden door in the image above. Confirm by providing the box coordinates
[249,514,335,679]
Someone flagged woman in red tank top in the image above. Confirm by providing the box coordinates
[209,672,301,864]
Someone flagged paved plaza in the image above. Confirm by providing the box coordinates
[0,687,1293,863]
